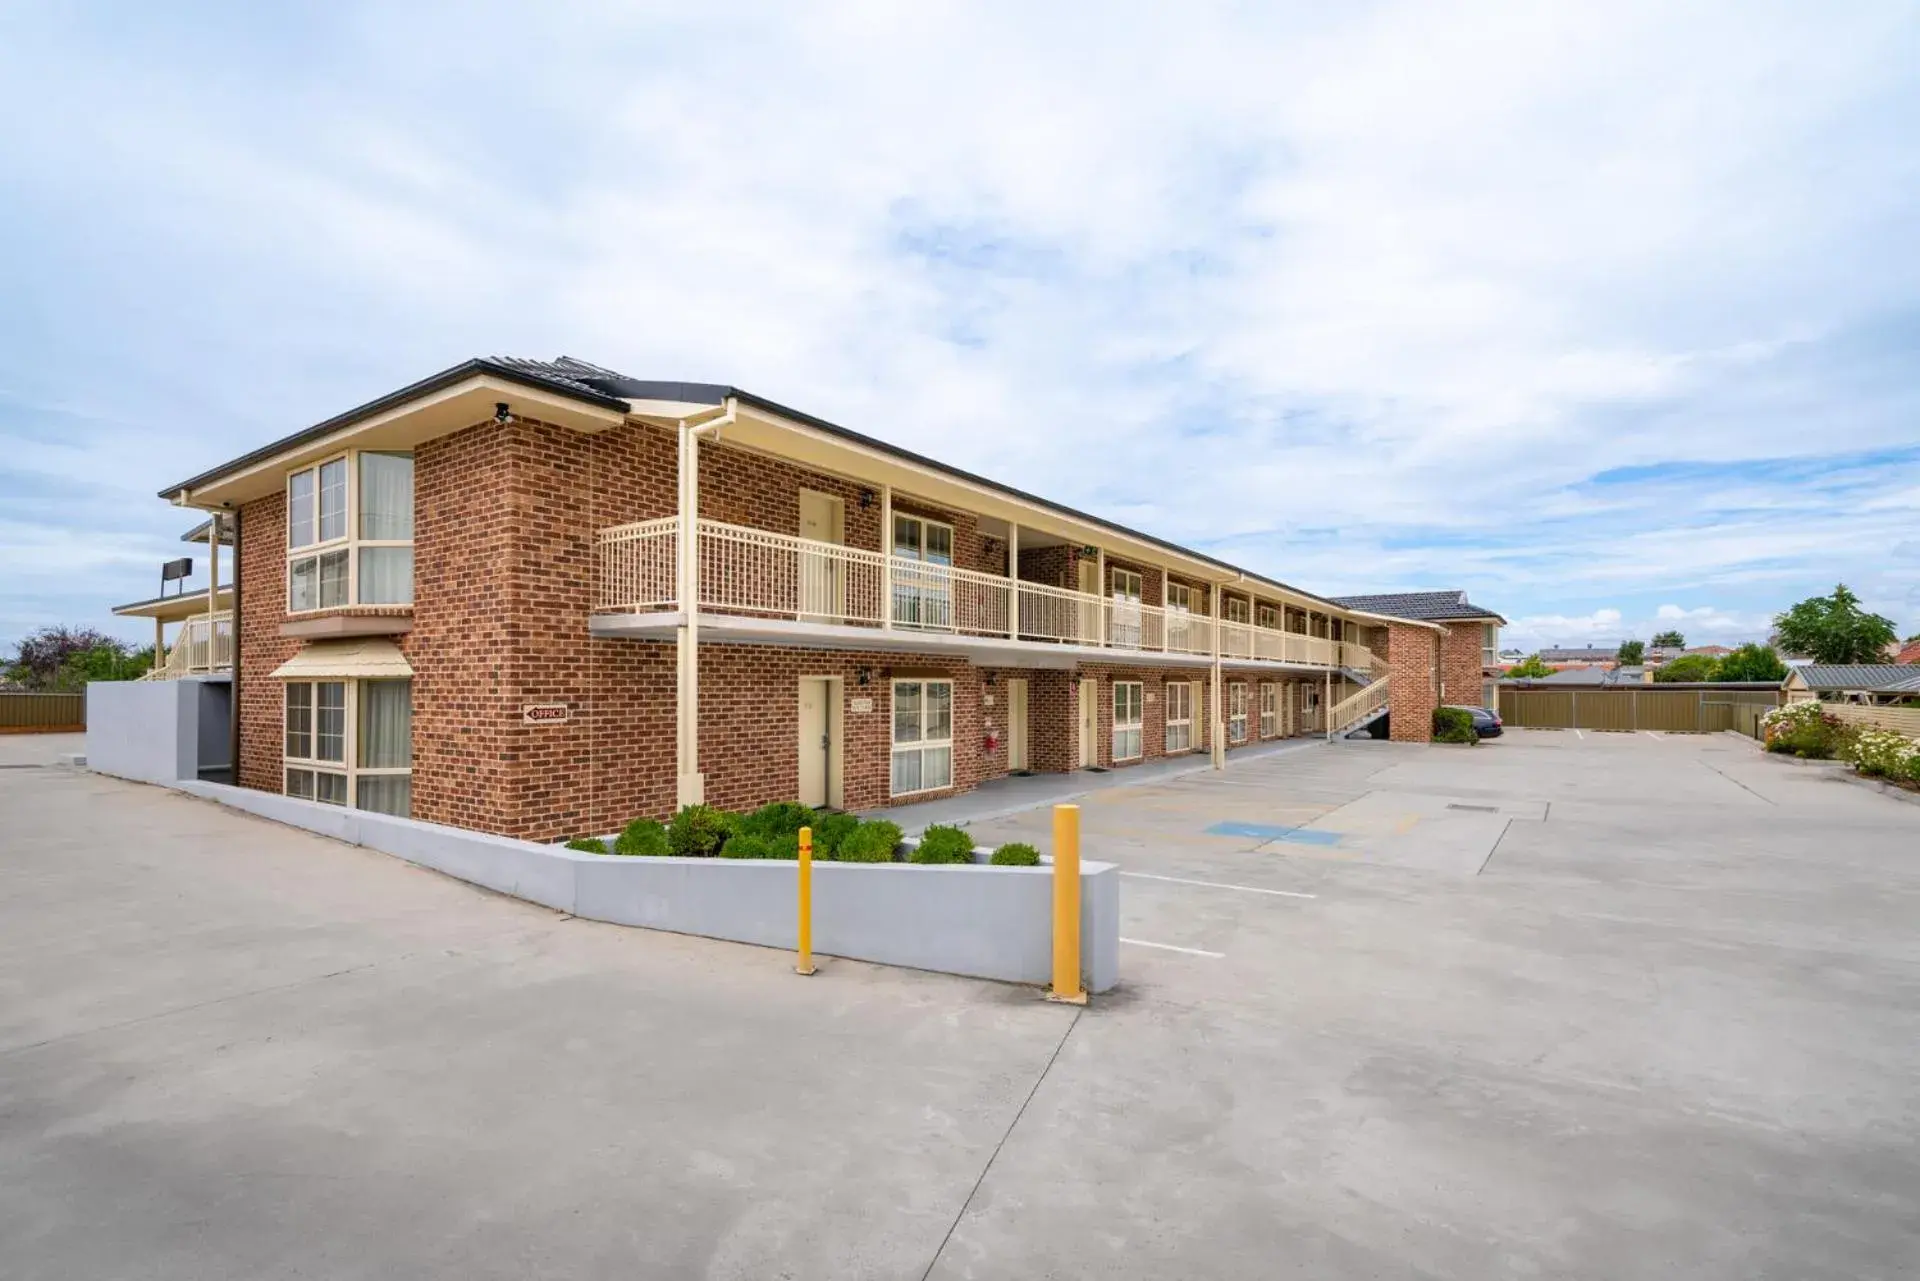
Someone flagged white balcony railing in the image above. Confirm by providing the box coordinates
[595,517,1375,669]
[1327,678,1390,733]
[144,612,234,680]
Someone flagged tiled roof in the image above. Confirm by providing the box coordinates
[1329,590,1505,623]
[1796,665,1919,690]
[1895,639,1920,665]
[1537,647,1618,662]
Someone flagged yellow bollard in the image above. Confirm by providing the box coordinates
[795,825,817,976]
[1048,804,1087,1004]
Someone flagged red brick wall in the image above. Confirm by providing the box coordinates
[1073,662,1215,769]
[235,491,302,793]
[1386,622,1438,742]
[1437,620,1490,706]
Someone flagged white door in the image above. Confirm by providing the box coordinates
[1008,679,1029,771]
[797,679,830,807]
[1077,559,1101,644]
[1078,677,1098,767]
[797,491,843,620]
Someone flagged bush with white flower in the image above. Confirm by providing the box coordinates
[1843,728,1920,782]
[1760,701,1854,759]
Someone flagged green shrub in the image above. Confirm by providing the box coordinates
[1761,702,1854,760]
[1845,728,1920,780]
[667,804,737,858]
[812,812,860,857]
[988,842,1041,866]
[564,836,609,854]
[835,819,903,863]
[911,824,975,864]
[720,833,773,859]
[612,817,670,856]
[1432,706,1478,744]
[741,801,817,839]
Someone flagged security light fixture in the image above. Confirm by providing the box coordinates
[859,488,874,509]
[494,401,513,425]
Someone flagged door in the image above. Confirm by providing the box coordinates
[1077,559,1101,644]
[1078,677,1098,767]
[1007,678,1029,772]
[797,678,831,807]
[797,491,844,620]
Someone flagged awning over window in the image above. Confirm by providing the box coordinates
[271,638,414,681]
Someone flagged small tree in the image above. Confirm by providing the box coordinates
[1504,653,1554,680]
[1616,640,1646,665]
[1714,643,1788,683]
[1651,630,1686,649]
[4,626,147,690]
[1771,584,1897,665]
[1652,653,1720,683]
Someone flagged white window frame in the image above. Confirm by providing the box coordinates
[890,513,955,631]
[1260,683,1278,737]
[1225,596,1251,625]
[1112,681,1143,761]
[1481,623,1500,667]
[1166,582,1194,613]
[1164,680,1194,753]
[282,676,413,814]
[1109,567,1144,649]
[287,450,415,614]
[1257,604,1281,631]
[1229,682,1249,743]
[890,677,954,796]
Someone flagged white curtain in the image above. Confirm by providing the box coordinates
[358,547,413,604]
[358,452,414,540]
[358,679,412,768]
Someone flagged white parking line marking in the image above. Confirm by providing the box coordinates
[1120,872,1316,899]
[1120,937,1226,958]
[1574,728,1585,740]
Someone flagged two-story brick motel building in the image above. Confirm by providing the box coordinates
[143,357,1503,843]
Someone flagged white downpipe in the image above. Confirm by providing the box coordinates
[675,401,736,808]
[1210,582,1225,769]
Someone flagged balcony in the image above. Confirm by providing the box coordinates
[593,518,1376,672]
[142,612,234,680]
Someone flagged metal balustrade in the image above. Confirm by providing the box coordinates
[144,612,234,679]
[1327,679,1391,733]
[594,517,1376,672]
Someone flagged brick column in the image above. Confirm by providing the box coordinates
[1386,622,1438,743]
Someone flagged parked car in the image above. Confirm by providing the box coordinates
[1361,706,1503,740]
[1450,705,1504,738]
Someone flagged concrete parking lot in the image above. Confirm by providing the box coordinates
[3,728,1916,1279]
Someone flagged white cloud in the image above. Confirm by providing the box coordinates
[1,2,1918,644]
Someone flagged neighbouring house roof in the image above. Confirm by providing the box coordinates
[1327,590,1507,625]
[153,355,1446,631]
[1515,665,1645,686]
[1792,665,1920,692]
[271,638,414,681]
[1895,639,1920,665]
[1886,671,1920,694]
[1537,647,1618,663]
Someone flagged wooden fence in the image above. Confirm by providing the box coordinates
[0,692,86,733]
[1497,685,1780,733]
[1822,703,1920,738]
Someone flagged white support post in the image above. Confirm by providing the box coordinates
[206,512,221,677]
[154,616,165,673]
[1007,521,1019,640]
[1095,548,1107,648]
[880,484,894,630]
[675,422,705,807]
[1324,668,1333,740]
[1210,583,1225,770]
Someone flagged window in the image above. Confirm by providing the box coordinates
[287,451,414,611]
[1258,605,1281,630]
[1482,623,1500,667]
[1260,683,1278,737]
[1165,582,1197,651]
[1110,568,1143,649]
[1113,681,1143,761]
[283,677,412,815]
[891,514,954,630]
[1166,582,1193,612]
[1225,597,1250,625]
[1164,681,1194,753]
[1228,683,1248,742]
[891,679,953,795]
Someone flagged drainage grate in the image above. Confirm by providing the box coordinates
[1447,802,1497,813]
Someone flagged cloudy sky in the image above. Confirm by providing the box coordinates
[3,1,1917,654]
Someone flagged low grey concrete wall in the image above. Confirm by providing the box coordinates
[170,781,1119,992]
[86,680,202,786]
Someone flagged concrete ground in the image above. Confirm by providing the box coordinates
[3,729,1915,1279]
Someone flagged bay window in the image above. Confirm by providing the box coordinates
[283,677,413,815]
[1113,681,1143,760]
[891,678,953,795]
[288,451,414,611]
